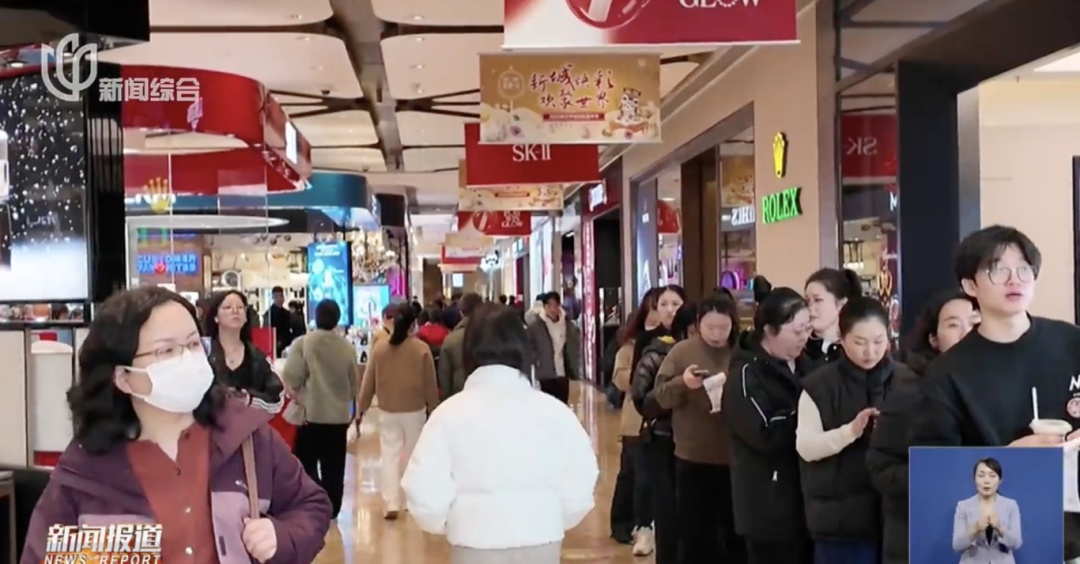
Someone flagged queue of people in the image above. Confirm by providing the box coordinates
[606,224,1063,564]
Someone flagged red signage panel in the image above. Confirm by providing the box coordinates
[841,115,898,181]
[463,122,601,187]
[456,211,533,236]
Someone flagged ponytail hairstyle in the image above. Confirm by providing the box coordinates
[751,275,773,305]
[389,306,418,346]
[805,267,863,301]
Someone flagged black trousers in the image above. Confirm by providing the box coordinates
[292,422,349,518]
[675,458,746,564]
[747,540,813,564]
[610,437,652,538]
[538,376,570,404]
[646,433,679,564]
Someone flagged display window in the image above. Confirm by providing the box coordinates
[718,126,757,320]
[837,71,900,339]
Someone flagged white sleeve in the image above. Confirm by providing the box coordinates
[555,408,600,530]
[795,390,858,463]
[401,419,455,535]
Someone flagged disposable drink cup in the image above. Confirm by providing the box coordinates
[1030,418,1072,437]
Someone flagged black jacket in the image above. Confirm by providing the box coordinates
[722,348,814,542]
[631,335,676,437]
[804,335,841,370]
[208,340,284,408]
[799,355,915,542]
[866,369,921,563]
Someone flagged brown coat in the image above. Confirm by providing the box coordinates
[654,336,733,465]
[359,335,440,414]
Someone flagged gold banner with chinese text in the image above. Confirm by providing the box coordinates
[478,53,662,144]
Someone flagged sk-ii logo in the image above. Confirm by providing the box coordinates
[511,144,551,162]
[846,136,879,157]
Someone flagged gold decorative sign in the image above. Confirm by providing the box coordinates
[772,132,788,179]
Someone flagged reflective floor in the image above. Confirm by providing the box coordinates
[313,382,649,563]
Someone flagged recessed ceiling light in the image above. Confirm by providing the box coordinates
[298,36,311,41]
[411,14,424,21]
[290,14,304,20]
[411,64,425,70]
[313,65,325,71]
[415,36,425,42]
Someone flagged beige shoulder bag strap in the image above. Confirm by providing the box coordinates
[241,436,260,517]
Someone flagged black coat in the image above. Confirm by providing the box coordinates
[722,348,814,542]
[630,335,676,437]
[799,356,915,542]
[208,340,284,408]
[866,370,921,563]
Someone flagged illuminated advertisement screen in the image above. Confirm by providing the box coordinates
[352,284,390,331]
[136,252,199,275]
[306,241,352,327]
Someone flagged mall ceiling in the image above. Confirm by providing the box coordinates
[93,0,1011,248]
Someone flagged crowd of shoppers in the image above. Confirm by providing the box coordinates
[603,224,1071,564]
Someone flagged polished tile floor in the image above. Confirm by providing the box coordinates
[313,382,650,563]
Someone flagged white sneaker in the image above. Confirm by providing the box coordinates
[632,526,655,556]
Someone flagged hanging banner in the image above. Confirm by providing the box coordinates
[503,0,798,49]
[479,53,661,144]
[458,185,565,212]
[457,211,533,236]
[463,122,601,186]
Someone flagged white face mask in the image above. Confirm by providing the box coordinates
[126,350,215,413]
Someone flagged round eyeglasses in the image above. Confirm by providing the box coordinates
[986,265,1037,285]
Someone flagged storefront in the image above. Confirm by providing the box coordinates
[835,0,1080,329]
[623,3,837,302]
[581,164,623,383]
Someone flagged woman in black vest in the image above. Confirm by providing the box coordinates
[796,296,915,564]
[723,288,815,564]
[866,291,977,564]
[804,268,862,367]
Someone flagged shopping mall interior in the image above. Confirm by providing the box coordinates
[2,0,1080,561]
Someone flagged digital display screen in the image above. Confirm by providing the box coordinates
[0,73,89,302]
[136,253,199,275]
[307,241,351,327]
[352,284,390,330]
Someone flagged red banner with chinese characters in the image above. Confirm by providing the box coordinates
[657,200,681,234]
[841,115,898,182]
[457,211,533,236]
[463,122,601,186]
[504,0,798,49]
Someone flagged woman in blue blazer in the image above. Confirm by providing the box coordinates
[953,458,1022,563]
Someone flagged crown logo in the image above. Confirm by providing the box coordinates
[772,132,788,179]
[145,177,172,214]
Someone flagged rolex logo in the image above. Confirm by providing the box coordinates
[145,177,172,214]
[772,132,788,179]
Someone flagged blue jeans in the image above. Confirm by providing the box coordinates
[814,540,880,564]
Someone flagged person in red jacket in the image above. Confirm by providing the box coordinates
[416,305,451,351]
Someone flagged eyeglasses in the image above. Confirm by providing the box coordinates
[986,265,1037,285]
[133,340,206,362]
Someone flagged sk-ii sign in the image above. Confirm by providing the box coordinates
[463,123,600,187]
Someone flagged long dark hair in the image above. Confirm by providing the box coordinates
[389,305,418,346]
[203,290,253,342]
[69,287,226,454]
[620,287,662,347]
[806,267,863,301]
[904,290,969,359]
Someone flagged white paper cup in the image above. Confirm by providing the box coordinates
[1030,418,1073,437]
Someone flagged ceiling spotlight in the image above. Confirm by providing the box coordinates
[411,14,424,21]
[415,88,424,94]
[298,36,311,41]
[290,14,304,20]
[313,65,325,71]
[415,36,425,42]
[411,64,425,70]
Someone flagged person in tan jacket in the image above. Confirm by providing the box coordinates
[654,293,745,563]
[358,306,440,519]
[609,289,661,548]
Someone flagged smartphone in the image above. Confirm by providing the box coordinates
[692,369,711,378]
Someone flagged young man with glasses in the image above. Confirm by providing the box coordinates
[911,225,1080,559]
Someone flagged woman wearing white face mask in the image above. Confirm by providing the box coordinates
[20,287,331,564]
[796,297,918,564]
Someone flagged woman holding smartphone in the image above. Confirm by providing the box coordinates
[653,294,744,563]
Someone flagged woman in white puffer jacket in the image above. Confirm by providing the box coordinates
[401,303,599,564]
